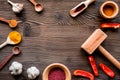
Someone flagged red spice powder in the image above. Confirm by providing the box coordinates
[48,67,66,80]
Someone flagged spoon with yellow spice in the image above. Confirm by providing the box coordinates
[0,31,22,48]
[0,17,18,28]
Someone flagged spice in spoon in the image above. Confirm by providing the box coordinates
[9,31,22,44]
[0,16,18,28]
[0,31,22,48]
[9,20,17,28]
[70,0,95,17]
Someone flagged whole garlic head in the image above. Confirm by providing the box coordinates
[27,66,40,79]
[12,3,24,13]
[9,61,23,75]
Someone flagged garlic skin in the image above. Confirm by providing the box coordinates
[12,3,24,13]
[7,0,24,13]
[27,66,40,79]
[9,61,23,75]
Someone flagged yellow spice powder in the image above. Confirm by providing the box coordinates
[9,20,17,28]
[9,31,22,44]
[103,5,114,16]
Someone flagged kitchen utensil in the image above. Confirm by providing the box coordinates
[42,63,71,80]
[70,0,95,17]
[0,46,21,70]
[81,29,120,69]
[0,17,17,28]
[29,0,43,12]
[100,1,119,19]
[0,31,22,48]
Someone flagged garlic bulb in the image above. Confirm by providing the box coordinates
[7,0,24,13]
[27,66,40,79]
[9,61,23,75]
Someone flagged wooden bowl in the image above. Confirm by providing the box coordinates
[42,63,71,80]
[100,1,119,19]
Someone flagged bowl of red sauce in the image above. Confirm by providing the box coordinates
[42,63,71,80]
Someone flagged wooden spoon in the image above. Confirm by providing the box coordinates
[70,0,95,17]
[29,0,43,12]
[0,31,22,49]
[0,17,17,28]
[0,46,21,70]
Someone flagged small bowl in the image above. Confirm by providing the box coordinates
[100,1,119,19]
[42,63,71,80]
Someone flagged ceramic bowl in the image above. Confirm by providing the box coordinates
[42,63,71,80]
[100,1,119,19]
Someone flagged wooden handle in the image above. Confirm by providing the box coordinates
[98,46,120,70]
[0,17,9,23]
[0,53,13,70]
[29,0,37,6]
[85,0,95,6]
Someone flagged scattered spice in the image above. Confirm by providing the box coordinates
[48,67,66,80]
[103,5,114,16]
[9,20,17,28]
[9,31,22,44]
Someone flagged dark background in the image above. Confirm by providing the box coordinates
[0,0,120,80]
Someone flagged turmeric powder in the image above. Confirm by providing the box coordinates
[9,20,18,28]
[103,5,114,16]
[9,31,22,44]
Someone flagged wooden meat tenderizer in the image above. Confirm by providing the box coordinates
[81,29,120,69]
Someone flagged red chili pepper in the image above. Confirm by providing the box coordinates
[101,23,120,29]
[73,70,94,80]
[99,63,115,78]
[88,56,98,76]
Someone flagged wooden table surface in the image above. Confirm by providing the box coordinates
[0,0,120,80]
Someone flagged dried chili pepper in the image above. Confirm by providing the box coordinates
[99,63,115,78]
[88,56,98,76]
[101,23,120,29]
[73,70,94,80]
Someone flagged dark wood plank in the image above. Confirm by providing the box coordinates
[0,0,120,80]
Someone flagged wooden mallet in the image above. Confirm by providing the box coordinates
[81,29,120,69]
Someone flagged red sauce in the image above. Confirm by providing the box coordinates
[48,67,66,80]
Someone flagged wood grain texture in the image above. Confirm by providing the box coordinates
[0,0,120,80]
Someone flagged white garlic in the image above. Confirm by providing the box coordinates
[27,66,40,79]
[7,0,24,13]
[9,61,23,75]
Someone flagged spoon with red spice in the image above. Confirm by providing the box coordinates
[70,0,95,17]
[29,0,43,12]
